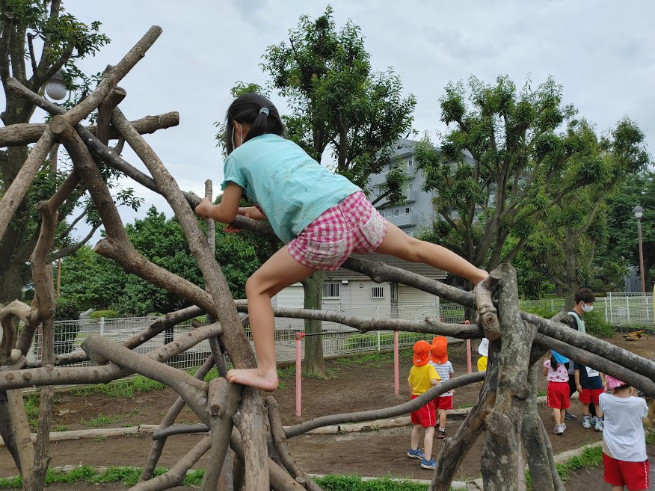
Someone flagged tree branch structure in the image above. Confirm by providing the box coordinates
[1,25,654,491]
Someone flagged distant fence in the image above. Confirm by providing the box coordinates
[30,292,653,372]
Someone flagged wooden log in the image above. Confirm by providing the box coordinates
[0,112,179,147]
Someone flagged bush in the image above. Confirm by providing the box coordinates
[54,297,80,321]
[343,331,426,351]
[89,310,120,320]
[521,305,558,319]
[54,298,80,355]
[583,311,615,338]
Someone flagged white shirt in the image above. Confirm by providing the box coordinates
[429,360,454,397]
[599,392,648,462]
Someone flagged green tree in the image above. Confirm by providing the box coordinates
[416,75,648,299]
[58,207,262,315]
[513,118,648,303]
[604,171,655,292]
[258,6,415,374]
[0,0,112,304]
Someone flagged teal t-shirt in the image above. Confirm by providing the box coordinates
[221,134,360,243]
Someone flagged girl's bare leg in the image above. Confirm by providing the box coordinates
[227,246,315,391]
[375,221,487,285]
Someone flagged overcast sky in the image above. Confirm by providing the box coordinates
[29,1,655,240]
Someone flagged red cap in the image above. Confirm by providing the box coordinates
[413,340,432,366]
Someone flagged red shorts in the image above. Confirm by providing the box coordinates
[410,395,436,428]
[546,381,571,410]
[603,453,650,490]
[579,387,603,405]
[434,396,453,410]
[287,192,387,271]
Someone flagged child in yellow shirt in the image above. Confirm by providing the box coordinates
[407,340,441,470]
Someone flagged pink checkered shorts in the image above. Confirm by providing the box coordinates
[287,192,387,271]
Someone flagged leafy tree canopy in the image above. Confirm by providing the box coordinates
[416,75,649,285]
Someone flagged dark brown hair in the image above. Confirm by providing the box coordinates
[225,94,284,154]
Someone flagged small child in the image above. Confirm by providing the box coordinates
[429,336,454,439]
[574,361,606,431]
[407,340,441,470]
[599,375,650,491]
[477,338,489,372]
[543,350,571,435]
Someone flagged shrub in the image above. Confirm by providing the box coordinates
[89,310,120,320]
[521,305,558,319]
[583,311,615,338]
[54,298,81,355]
[342,331,426,351]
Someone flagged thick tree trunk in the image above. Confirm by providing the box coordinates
[481,264,534,489]
[302,271,327,375]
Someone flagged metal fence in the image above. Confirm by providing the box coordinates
[29,292,653,371]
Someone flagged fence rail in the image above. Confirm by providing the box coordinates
[29,292,653,372]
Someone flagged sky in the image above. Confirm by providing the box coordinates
[24,1,655,242]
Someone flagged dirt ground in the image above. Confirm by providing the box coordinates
[1,333,654,489]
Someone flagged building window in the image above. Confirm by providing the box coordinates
[371,286,384,299]
[323,282,340,299]
[407,157,414,167]
[405,207,412,215]
[408,183,414,191]
[393,209,400,216]
[380,210,385,217]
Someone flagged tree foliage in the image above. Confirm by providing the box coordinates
[0,0,118,304]
[416,75,649,299]
[604,170,655,292]
[58,208,262,315]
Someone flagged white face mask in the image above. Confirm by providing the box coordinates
[581,303,594,313]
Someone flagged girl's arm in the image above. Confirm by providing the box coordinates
[240,206,266,221]
[194,182,242,223]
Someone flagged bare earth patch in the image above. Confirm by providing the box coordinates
[1,333,653,489]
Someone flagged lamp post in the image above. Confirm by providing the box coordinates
[633,205,646,294]
[45,68,67,100]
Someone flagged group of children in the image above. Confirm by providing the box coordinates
[407,336,454,470]
[541,288,650,490]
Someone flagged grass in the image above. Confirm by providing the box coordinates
[70,374,165,398]
[0,467,428,490]
[646,428,655,445]
[0,442,644,490]
[82,413,122,427]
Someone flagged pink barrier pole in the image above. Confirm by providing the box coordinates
[465,320,472,373]
[295,332,305,417]
[394,330,399,396]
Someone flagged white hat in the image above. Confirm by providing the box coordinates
[478,338,489,357]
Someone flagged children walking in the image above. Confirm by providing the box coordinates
[407,340,441,470]
[599,375,650,491]
[429,336,454,439]
[195,93,488,391]
[543,350,571,435]
[574,361,606,431]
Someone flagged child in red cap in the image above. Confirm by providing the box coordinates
[429,336,454,439]
[407,340,441,470]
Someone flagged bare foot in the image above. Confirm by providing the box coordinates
[227,367,279,391]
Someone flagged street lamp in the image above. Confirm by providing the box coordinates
[45,68,67,100]
[633,205,646,294]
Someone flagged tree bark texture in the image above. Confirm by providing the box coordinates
[302,270,327,375]
[481,264,533,490]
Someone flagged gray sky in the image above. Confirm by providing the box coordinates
[30,1,655,239]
